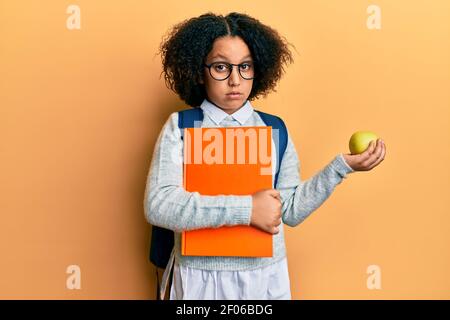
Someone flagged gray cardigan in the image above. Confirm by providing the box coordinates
[143,106,354,271]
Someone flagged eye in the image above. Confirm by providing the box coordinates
[241,63,253,70]
[213,63,228,72]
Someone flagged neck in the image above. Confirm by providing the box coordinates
[206,98,247,115]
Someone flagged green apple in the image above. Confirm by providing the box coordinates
[349,131,379,154]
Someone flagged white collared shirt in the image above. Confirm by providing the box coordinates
[165,98,291,300]
[199,98,254,125]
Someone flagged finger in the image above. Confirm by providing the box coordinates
[267,189,280,198]
[362,139,382,167]
[372,139,384,161]
[369,140,378,156]
[359,140,376,162]
[367,141,386,170]
[367,140,376,155]
[272,226,279,234]
[366,141,385,170]
[273,212,281,222]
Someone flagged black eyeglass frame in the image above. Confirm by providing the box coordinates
[202,62,255,81]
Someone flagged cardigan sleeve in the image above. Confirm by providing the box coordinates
[277,129,355,227]
[143,112,253,232]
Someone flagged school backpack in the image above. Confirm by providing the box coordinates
[149,107,288,269]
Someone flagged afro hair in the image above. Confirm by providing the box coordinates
[157,12,296,108]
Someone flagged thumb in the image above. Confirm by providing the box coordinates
[267,189,280,199]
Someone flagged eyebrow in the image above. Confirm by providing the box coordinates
[210,54,253,62]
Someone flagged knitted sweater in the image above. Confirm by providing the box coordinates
[143,99,355,271]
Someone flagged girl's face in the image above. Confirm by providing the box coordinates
[200,36,254,115]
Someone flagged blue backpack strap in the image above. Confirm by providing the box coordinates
[149,108,204,269]
[150,108,288,268]
[254,110,288,189]
[178,107,204,139]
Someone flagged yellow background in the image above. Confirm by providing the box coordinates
[1,0,449,299]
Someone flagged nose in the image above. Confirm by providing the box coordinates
[228,65,241,85]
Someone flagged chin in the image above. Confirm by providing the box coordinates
[225,97,245,104]
[225,101,243,109]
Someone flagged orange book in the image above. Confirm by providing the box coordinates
[181,126,273,257]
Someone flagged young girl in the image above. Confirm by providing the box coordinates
[144,12,386,300]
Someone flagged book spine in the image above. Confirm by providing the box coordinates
[181,231,186,255]
[181,128,187,255]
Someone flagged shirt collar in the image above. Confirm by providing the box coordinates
[199,98,254,126]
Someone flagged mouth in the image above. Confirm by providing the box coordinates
[226,92,242,98]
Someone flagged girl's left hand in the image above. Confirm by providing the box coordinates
[342,138,386,172]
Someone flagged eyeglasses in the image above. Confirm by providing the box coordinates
[203,61,255,81]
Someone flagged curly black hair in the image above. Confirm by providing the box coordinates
[156,12,297,108]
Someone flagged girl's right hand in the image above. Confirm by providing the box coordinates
[250,189,282,234]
